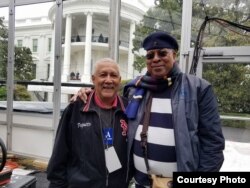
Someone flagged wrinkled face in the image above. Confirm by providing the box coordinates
[92,62,121,102]
[146,48,176,79]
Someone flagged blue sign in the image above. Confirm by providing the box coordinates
[102,128,113,145]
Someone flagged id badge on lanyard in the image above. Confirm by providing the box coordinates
[102,128,122,172]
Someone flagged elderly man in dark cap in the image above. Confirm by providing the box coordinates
[72,31,225,188]
[123,31,225,188]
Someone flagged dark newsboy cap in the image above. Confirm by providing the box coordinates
[142,31,179,51]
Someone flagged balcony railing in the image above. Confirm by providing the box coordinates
[61,35,129,48]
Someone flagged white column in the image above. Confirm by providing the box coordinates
[127,21,136,79]
[38,34,46,80]
[49,22,55,82]
[62,14,72,82]
[48,22,56,102]
[81,12,93,83]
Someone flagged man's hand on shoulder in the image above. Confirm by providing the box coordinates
[70,87,92,103]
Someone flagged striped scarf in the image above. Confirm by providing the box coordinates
[124,63,181,119]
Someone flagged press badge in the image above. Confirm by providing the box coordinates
[105,146,122,173]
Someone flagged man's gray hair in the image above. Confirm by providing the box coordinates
[92,58,118,74]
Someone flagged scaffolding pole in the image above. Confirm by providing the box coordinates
[6,0,15,150]
[179,0,193,73]
[52,0,63,136]
[109,0,121,62]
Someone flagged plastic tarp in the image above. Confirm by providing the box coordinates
[0,101,68,114]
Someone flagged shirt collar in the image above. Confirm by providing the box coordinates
[94,92,118,109]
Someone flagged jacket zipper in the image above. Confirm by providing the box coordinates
[98,109,118,187]
[125,92,147,182]
[97,111,109,187]
[171,74,181,171]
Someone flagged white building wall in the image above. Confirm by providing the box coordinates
[15,19,52,81]
[11,0,149,100]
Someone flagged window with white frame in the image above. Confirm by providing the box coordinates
[32,38,38,52]
[17,39,23,47]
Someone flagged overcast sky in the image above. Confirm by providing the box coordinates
[0,2,53,19]
[0,0,154,20]
[0,0,156,20]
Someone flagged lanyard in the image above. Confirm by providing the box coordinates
[98,108,114,148]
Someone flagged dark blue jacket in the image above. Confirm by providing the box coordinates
[125,71,225,173]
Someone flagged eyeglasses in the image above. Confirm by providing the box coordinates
[145,49,173,60]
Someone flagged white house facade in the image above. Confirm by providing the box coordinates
[15,16,53,82]
[14,0,148,87]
